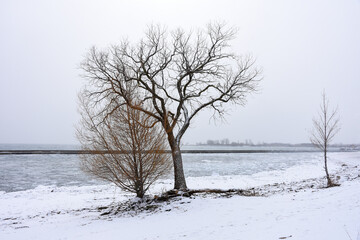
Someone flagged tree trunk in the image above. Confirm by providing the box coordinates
[324,149,332,186]
[171,144,187,190]
[167,132,187,190]
[136,191,144,198]
[135,181,145,198]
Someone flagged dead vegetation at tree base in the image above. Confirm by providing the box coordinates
[96,184,307,217]
[325,183,341,188]
[96,164,359,217]
[155,188,258,201]
[97,188,260,217]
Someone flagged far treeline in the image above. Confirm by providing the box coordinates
[195,139,359,149]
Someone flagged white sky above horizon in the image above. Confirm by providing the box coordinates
[1,0,359,145]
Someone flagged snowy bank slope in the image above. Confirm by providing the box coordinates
[1,152,359,240]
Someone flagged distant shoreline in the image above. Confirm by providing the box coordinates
[0,149,358,155]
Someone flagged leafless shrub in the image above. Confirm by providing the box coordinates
[77,94,172,198]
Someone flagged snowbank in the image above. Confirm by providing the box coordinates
[1,152,359,240]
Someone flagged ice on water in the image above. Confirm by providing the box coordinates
[0,144,344,192]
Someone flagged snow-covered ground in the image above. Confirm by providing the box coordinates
[1,152,360,240]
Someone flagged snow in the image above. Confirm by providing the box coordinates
[1,152,360,240]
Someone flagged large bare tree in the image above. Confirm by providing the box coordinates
[77,95,171,198]
[80,23,260,190]
[310,91,340,187]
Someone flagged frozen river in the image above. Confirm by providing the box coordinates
[0,144,356,192]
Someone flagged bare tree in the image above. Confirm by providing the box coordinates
[310,91,340,187]
[80,22,260,190]
[77,95,171,198]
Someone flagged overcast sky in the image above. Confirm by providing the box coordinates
[1,0,359,145]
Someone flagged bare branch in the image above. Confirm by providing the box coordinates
[79,22,261,190]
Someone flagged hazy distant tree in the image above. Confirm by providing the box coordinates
[206,140,215,145]
[310,91,340,187]
[77,94,171,198]
[80,22,260,190]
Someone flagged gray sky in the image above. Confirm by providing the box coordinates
[1,0,359,145]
